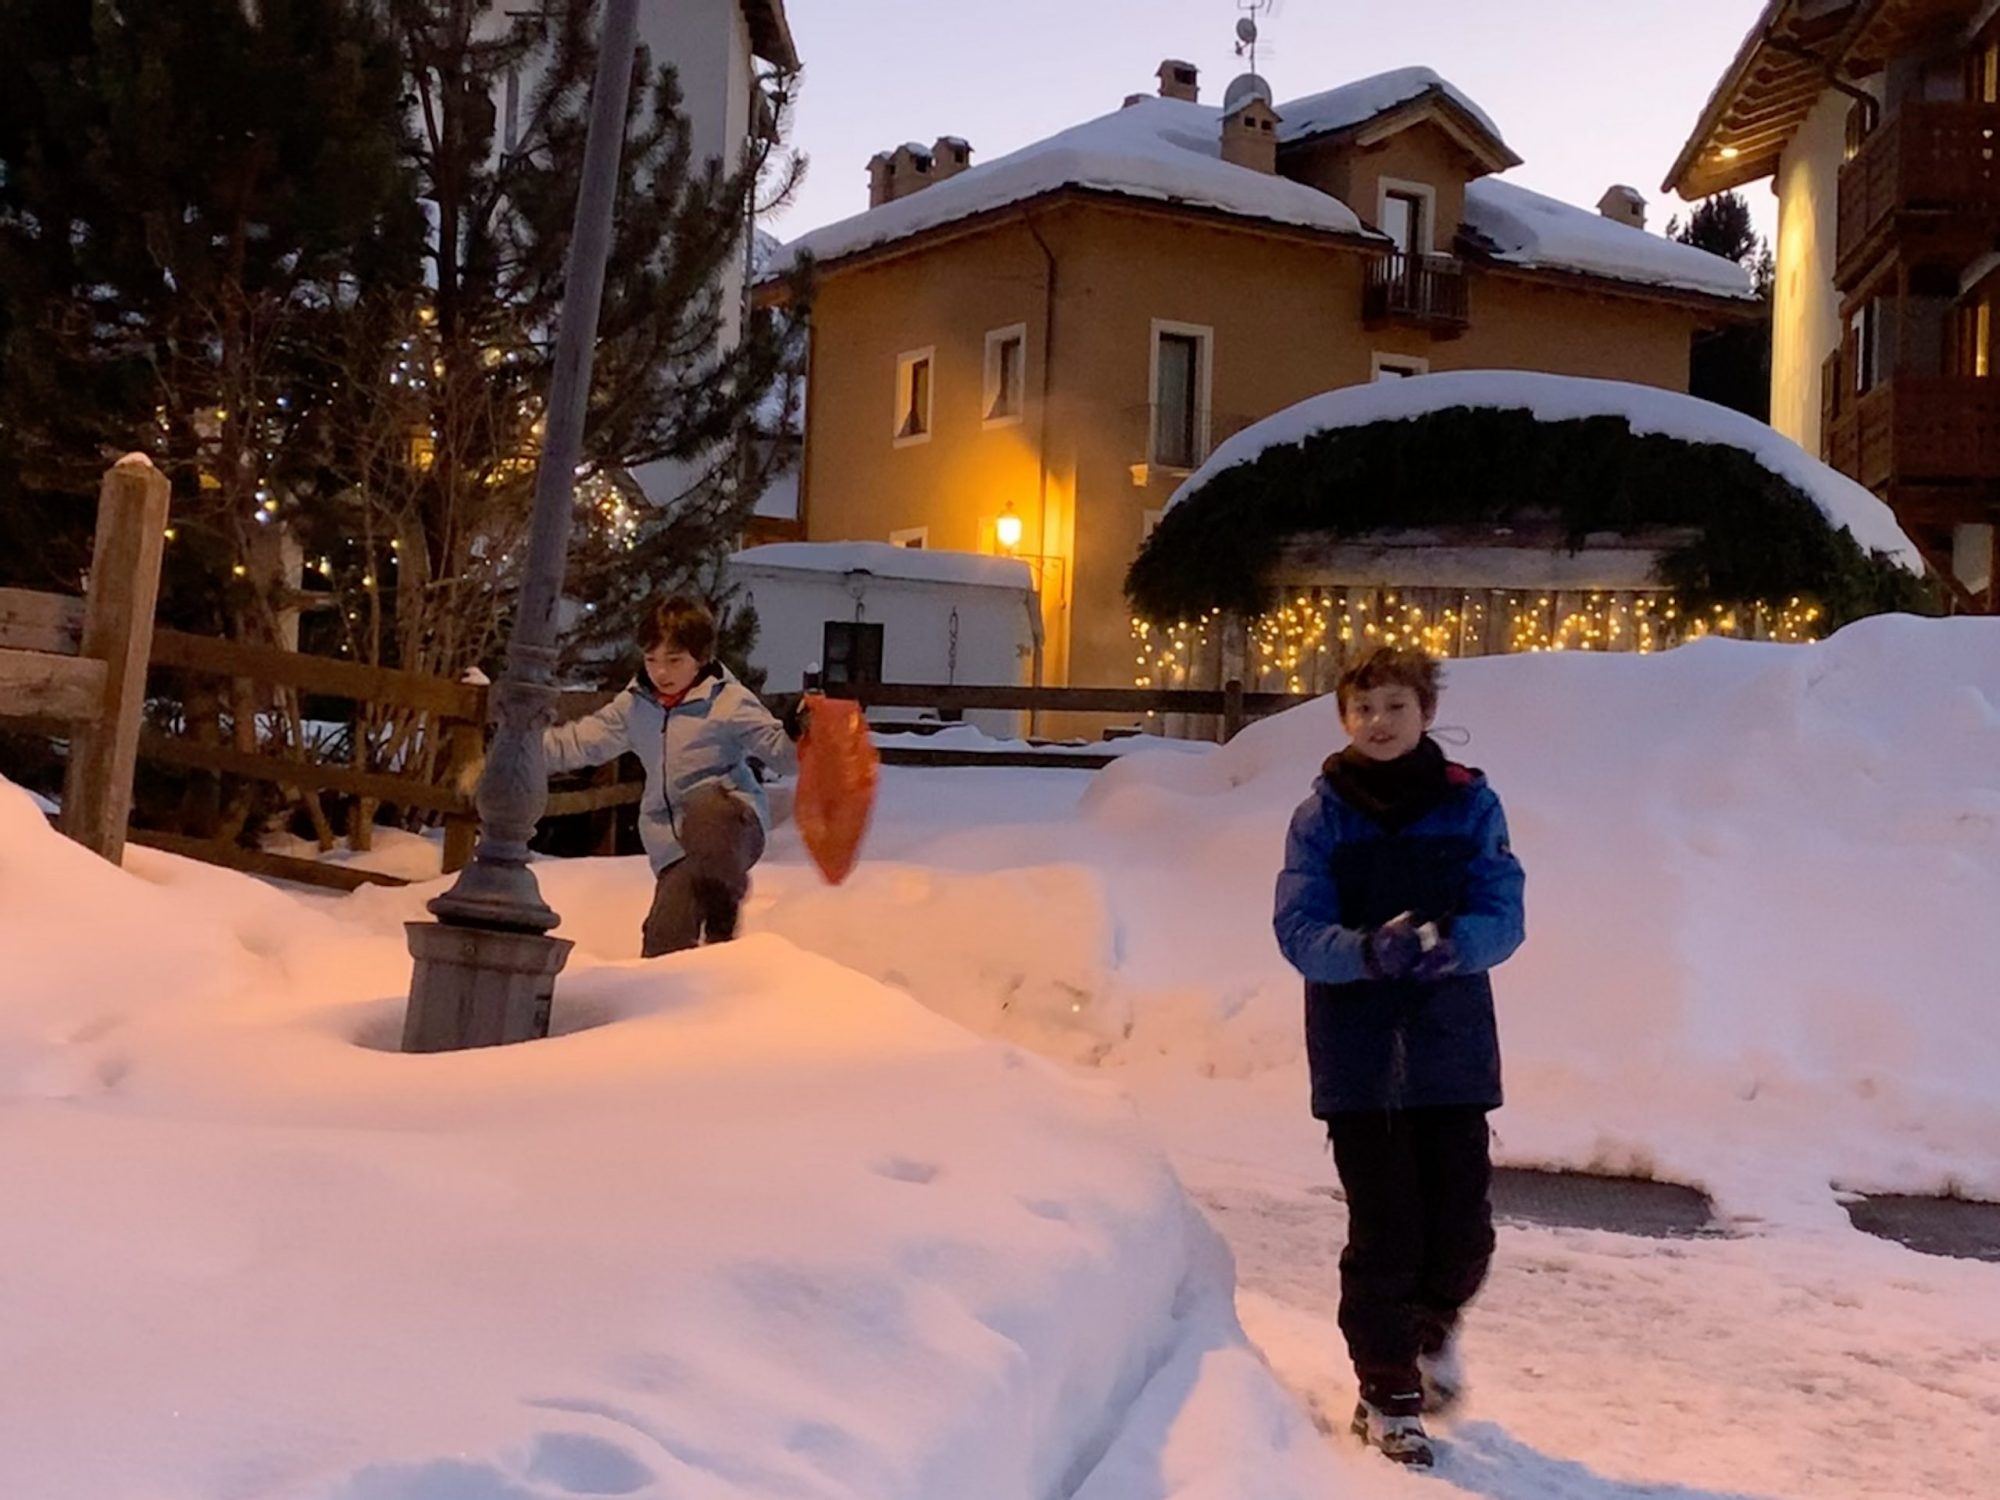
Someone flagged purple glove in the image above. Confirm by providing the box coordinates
[1410,937,1460,982]
[1364,915,1427,979]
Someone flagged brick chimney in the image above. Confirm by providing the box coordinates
[1157,59,1200,103]
[1597,184,1648,230]
[868,142,935,208]
[931,136,973,184]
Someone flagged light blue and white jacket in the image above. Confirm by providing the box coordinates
[542,664,796,873]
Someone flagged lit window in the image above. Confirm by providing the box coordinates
[894,348,934,445]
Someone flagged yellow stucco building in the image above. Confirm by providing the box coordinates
[765,62,1757,691]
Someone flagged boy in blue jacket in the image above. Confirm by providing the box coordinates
[543,595,800,957]
[1273,646,1525,1469]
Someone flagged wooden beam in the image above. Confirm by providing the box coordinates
[0,649,108,723]
[139,730,472,816]
[807,681,1317,718]
[876,746,1118,770]
[0,588,85,655]
[542,781,645,816]
[61,455,169,863]
[126,828,413,891]
[150,628,487,719]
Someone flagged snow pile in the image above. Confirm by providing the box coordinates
[1464,176,1756,299]
[1166,369,1922,569]
[766,96,1369,276]
[0,778,1341,1500]
[730,540,1035,592]
[1277,66,1509,150]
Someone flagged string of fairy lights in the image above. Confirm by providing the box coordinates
[157,301,651,654]
[1133,590,1826,694]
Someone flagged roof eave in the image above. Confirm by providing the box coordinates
[1476,258,1766,321]
[743,0,800,70]
[763,185,1388,284]
[1283,88,1523,174]
[1663,0,1881,198]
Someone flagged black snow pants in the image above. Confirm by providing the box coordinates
[1327,1104,1496,1414]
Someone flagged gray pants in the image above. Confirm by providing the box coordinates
[641,786,766,958]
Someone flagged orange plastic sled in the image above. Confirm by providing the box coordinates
[794,696,879,885]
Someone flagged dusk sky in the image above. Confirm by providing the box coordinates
[770,0,1775,246]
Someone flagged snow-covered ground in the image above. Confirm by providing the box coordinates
[5,614,1999,1497]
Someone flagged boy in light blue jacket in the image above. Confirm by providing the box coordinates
[544,595,800,956]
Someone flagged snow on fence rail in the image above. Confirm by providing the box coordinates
[806,678,1316,753]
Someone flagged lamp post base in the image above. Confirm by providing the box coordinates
[403,921,573,1052]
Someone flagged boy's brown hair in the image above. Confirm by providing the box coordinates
[639,594,718,662]
[1335,645,1442,717]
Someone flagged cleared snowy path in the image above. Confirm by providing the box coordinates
[1162,1145,2000,1500]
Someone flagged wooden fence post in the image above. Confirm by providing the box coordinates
[1222,677,1246,743]
[60,454,169,863]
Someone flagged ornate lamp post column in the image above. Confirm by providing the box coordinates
[403,0,643,1052]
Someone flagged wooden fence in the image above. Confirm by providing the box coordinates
[0,455,169,862]
[6,479,1316,887]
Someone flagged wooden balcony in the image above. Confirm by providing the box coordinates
[1824,370,2000,496]
[1364,253,1470,338]
[1836,102,2000,286]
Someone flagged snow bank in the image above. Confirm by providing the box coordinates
[1166,369,1922,570]
[0,779,1340,1499]
[1277,65,1509,150]
[1464,177,1756,299]
[730,540,1034,592]
[766,96,1368,276]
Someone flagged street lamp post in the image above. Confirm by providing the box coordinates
[403,0,644,1052]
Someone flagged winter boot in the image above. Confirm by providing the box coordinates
[1350,1400,1435,1468]
[1419,1333,1467,1417]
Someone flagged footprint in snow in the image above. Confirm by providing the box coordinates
[522,1431,656,1496]
[871,1156,940,1185]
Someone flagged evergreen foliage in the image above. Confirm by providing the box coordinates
[1125,406,1937,628]
[1668,190,1774,422]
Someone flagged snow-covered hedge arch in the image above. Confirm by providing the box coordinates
[1126,373,1934,631]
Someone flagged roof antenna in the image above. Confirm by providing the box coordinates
[1235,0,1274,75]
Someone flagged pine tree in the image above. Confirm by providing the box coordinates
[290,1,806,789]
[1670,190,1773,422]
[0,0,424,637]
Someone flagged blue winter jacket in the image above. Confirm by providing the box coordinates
[1273,760,1526,1116]
[542,666,796,874]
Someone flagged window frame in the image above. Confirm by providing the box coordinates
[1371,352,1431,381]
[983,323,1028,429]
[1376,178,1438,258]
[1148,318,1214,471]
[889,526,930,549]
[821,620,886,687]
[893,346,935,447]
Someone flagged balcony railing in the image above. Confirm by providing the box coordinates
[1364,252,1471,336]
[1837,102,2000,282]
[1824,368,2000,493]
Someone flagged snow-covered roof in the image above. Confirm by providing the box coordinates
[1275,66,1508,150]
[1464,179,1757,301]
[765,66,1749,305]
[729,541,1037,591]
[765,96,1371,275]
[1166,370,1922,570]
